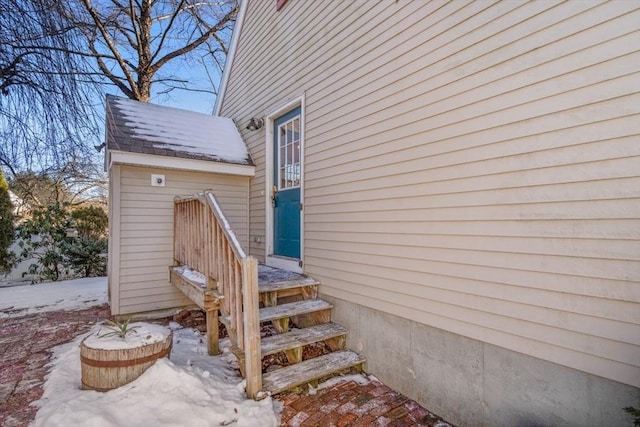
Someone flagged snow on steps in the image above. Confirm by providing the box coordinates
[168,266,221,310]
[170,264,318,306]
[257,265,319,303]
[257,264,319,293]
[259,299,332,323]
[170,263,365,396]
[261,322,348,357]
[262,350,366,395]
[222,299,332,328]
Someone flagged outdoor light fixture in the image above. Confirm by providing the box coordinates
[94,142,106,152]
[246,117,264,131]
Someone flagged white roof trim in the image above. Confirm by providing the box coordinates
[214,0,248,115]
[108,150,255,176]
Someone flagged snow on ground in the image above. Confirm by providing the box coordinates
[32,324,280,427]
[0,277,280,426]
[0,277,107,318]
[317,373,373,390]
[84,322,171,350]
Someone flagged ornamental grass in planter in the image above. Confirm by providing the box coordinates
[80,319,173,392]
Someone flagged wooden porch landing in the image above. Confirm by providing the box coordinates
[257,265,319,289]
[169,263,366,396]
[170,264,317,303]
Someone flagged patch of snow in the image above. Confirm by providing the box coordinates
[434,423,452,427]
[317,373,372,390]
[84,322,171,350]
[112,97,250,165]
[173,265,206,286]
[257,264,311,284]
[368,374,381,383]
[31,324,280,427]
[308,384,317,396]
[287,412,309,427]
[0,277,107,318]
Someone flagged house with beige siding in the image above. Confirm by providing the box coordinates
[105,95,254,315]
[211,1,640,425]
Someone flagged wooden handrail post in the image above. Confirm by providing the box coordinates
[242,256,261,398]
[174,192,263,398]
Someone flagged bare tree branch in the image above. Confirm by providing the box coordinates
[149,0,186,65]
[1,0,102,174]
[79,0,141,99]
[150,5,236,75]
[1,0,237,177]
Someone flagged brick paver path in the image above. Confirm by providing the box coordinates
[278,378,451,427]
[0,305,110,427]
[0,305,452,427]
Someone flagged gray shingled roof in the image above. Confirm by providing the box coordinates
[105,95,253,166]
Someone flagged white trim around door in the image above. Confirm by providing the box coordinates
[265,95,305,273]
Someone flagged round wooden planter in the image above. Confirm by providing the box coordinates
[80,331,172,392]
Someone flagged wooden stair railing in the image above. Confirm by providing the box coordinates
[173,191,262,398]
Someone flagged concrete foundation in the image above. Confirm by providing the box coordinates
[322,294,640,427]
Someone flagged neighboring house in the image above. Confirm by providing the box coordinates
[1,238,39,285]
[213,1,640,426]
[2,193,46,285]
[8,191,28,218]
[104,95,254,315]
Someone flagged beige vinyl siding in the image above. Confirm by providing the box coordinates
[218,0,640,387]
[113,165,249,315]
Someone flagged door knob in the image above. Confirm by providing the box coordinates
[271,185,278,208]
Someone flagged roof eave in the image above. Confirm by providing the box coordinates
[107,149,255,177]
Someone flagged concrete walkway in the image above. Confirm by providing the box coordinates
[0,305,452,427]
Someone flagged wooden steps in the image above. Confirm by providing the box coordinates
[255,271,365,394]
[261,322,348,357]
[258,264,319,305]
[262,350,366,395]
[258,264,319,292]
[171,262,365,396]
[259,299,332,323]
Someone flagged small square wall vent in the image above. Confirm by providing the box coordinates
[151,174,165,187]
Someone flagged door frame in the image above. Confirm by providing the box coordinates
[265,95,305,273]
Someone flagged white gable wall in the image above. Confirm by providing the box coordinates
[218,1,639,424]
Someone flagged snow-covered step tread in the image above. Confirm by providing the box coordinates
[258,264,319,293]
[262,350,366,395]
[259,299,332,323]
[261,323,348,357]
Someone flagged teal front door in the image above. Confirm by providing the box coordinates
[273,107,301,259]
